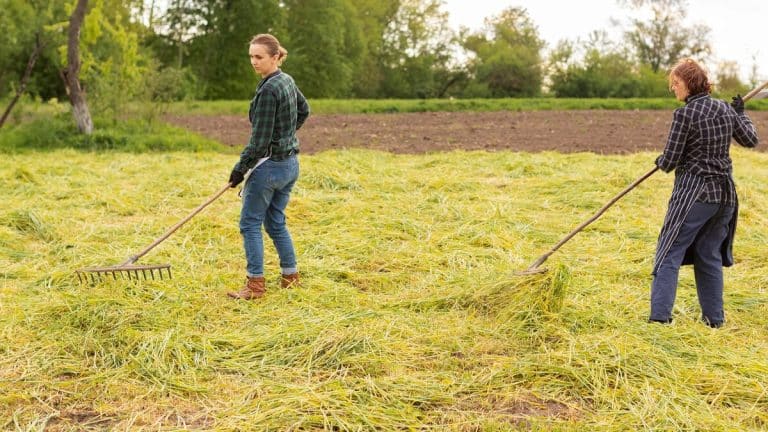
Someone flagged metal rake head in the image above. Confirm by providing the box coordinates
[76,263,172,284]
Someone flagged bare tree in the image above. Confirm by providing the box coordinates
[0,34,45,129]
[619,0,711,73]
[61,0,93,134]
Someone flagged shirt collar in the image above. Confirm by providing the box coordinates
[257,69,282,91]
[685,92,708,104]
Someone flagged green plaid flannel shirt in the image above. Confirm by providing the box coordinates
[234,70,310,173]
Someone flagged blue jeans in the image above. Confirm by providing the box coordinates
[650,202,735,326]
[240,156,299,277]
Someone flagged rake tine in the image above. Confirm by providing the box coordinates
[77,272,83,284]
[167,267,172,279]
[89,273,95,284]
[142,269,148,280]
[150,269,156,280]
[112,271,117,280]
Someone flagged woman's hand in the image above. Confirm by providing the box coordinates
[731,94,744,114]
[229,169,245,187]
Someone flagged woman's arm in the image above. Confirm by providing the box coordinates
[733,113,758,148]
[656,108,690,172]
[296,88,310,130]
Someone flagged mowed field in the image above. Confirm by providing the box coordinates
[2,109,768,430]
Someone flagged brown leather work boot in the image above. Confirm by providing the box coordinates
[227,276,266,300]
[281,272,300,288]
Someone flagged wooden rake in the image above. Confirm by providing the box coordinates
[519,80,768,275]
[76,159,267,283]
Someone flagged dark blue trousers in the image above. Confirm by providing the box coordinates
[650,202,735,326]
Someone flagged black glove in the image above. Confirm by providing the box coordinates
[731,94,744,114]
[229,169,244,188]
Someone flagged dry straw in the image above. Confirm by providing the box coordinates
[1,148,767,429]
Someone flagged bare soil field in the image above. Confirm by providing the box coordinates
[164,110,768,154]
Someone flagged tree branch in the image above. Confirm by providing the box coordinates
[0,33,46,129]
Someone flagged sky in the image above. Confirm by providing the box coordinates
[441,0,767,83]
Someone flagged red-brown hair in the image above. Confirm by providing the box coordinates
[669,58,712,95]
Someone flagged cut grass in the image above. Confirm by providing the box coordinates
[1,148,767,429]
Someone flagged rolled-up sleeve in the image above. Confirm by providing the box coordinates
[656,108,689,173]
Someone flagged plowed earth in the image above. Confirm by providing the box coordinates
[164,110,768,154]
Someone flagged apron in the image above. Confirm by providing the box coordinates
[652,171,737,275]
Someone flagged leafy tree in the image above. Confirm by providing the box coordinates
[185,0,284,99]
[713,61,748,97]
[0,0,70,101]
[62,0,93,134]
[378,0,456,98]
[619,0,711,73]
[547,32,668,98]
[0,34,45,128]
[160,0,200,68]
[71,0,158,122]
[280,0,363,98]
[462,7,544,97]
[0,1,36,97]
[347,0,400,98]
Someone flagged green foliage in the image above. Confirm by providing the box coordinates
[75,0,156,121]
[0,0,69,100]
[0,0,751,102]
[347,0,400,98]
[143,65,200,103]
[377,0,458,98]
[0,114,226,153]
[0,0,36,96]
[462,7,545,97]
[713,61,750,97]
[548,35,670,98]
[185,0,284,99]
[280,0,364,98]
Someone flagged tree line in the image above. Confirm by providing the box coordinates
[0,0,759,109]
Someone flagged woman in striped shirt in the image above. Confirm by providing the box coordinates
[650,58,758,328]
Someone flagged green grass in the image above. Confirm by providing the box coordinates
[5,97,766,122]
[2,148,768,429]
[164,97,768,115]
[0,115,229,153]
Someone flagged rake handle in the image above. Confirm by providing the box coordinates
[524,80,768,273]
[743,79,768,101]
[122,157,271,266]
[122,182,234,265]
[525,166,659,272]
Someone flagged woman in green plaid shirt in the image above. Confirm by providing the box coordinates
[227,34,310,300]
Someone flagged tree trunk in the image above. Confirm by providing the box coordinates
[62,0,93,134]
[0,34,45,129]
